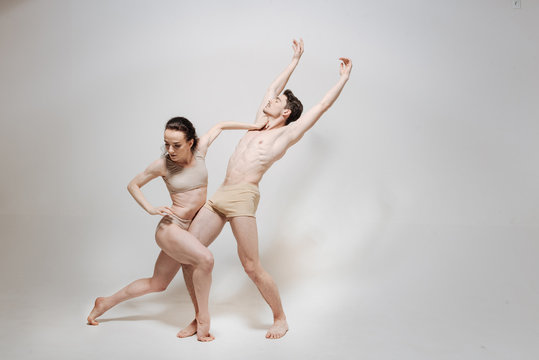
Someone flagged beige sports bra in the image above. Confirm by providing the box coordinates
[162,151,208,193]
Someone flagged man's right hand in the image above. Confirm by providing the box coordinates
[292,38,304,61]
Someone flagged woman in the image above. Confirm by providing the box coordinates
[87,116,265,342]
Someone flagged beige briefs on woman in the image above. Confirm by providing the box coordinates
[204,183,260,218]
[157,212,192,230]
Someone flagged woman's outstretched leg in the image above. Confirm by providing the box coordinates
[87,250,181,325]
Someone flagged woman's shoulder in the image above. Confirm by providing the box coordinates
[146,157,168,176]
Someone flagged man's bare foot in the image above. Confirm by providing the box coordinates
[266,319,288,339]
[176,319,197,338]
[87,297,112,325]
[196,317,214,342]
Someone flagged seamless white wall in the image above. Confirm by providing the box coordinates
[1,0,537,227]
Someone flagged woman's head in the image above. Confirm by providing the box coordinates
[163,117,198,161]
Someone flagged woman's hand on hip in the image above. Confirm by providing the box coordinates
[148,206,174,217]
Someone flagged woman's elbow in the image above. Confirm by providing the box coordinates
[127,182,137,193]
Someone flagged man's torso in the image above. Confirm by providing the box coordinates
[223,126,290,185]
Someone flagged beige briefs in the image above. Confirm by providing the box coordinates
[204,183,260,218]
[157,212,192,231]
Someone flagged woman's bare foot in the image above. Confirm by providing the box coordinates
[176,319,197,338]
[87,297,112,325]
[266,319,288,339]
[196,316,214,342]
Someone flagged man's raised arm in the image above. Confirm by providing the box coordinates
[255,38,304,121]
[285,58,352,146]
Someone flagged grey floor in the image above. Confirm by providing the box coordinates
[1,214,538,359]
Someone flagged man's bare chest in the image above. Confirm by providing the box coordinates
[239,129,284,151]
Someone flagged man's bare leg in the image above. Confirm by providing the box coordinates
[229,216,288,339]
[177,207,227,338]
[87,250,181,325]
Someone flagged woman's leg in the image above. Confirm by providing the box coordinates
[87,250,181,325]
[155,222,215,342]
[177,207,227,338]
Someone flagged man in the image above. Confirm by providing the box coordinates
[179,39,352,339]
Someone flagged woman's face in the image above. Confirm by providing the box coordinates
[164,129,193,163]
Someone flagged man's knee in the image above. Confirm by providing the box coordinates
[243,260,263,281]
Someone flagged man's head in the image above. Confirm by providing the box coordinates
[263,89,303,125]
[283,89,303,125]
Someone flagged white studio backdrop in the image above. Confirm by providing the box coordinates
[1,1,538,359]
[1,0,537,223]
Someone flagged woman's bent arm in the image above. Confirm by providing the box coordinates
[127,158,173,216]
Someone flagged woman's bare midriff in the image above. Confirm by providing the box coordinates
[169,186,208,220]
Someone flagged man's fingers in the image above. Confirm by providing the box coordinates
[293,38,304,54]
[339,57,352,67]
[337,58,352,76]
[338,58,353,73]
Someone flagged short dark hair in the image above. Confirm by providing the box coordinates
[283,89,303,125]
[165,117,198,152]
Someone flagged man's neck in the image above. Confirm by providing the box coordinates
[264,115,286,131]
